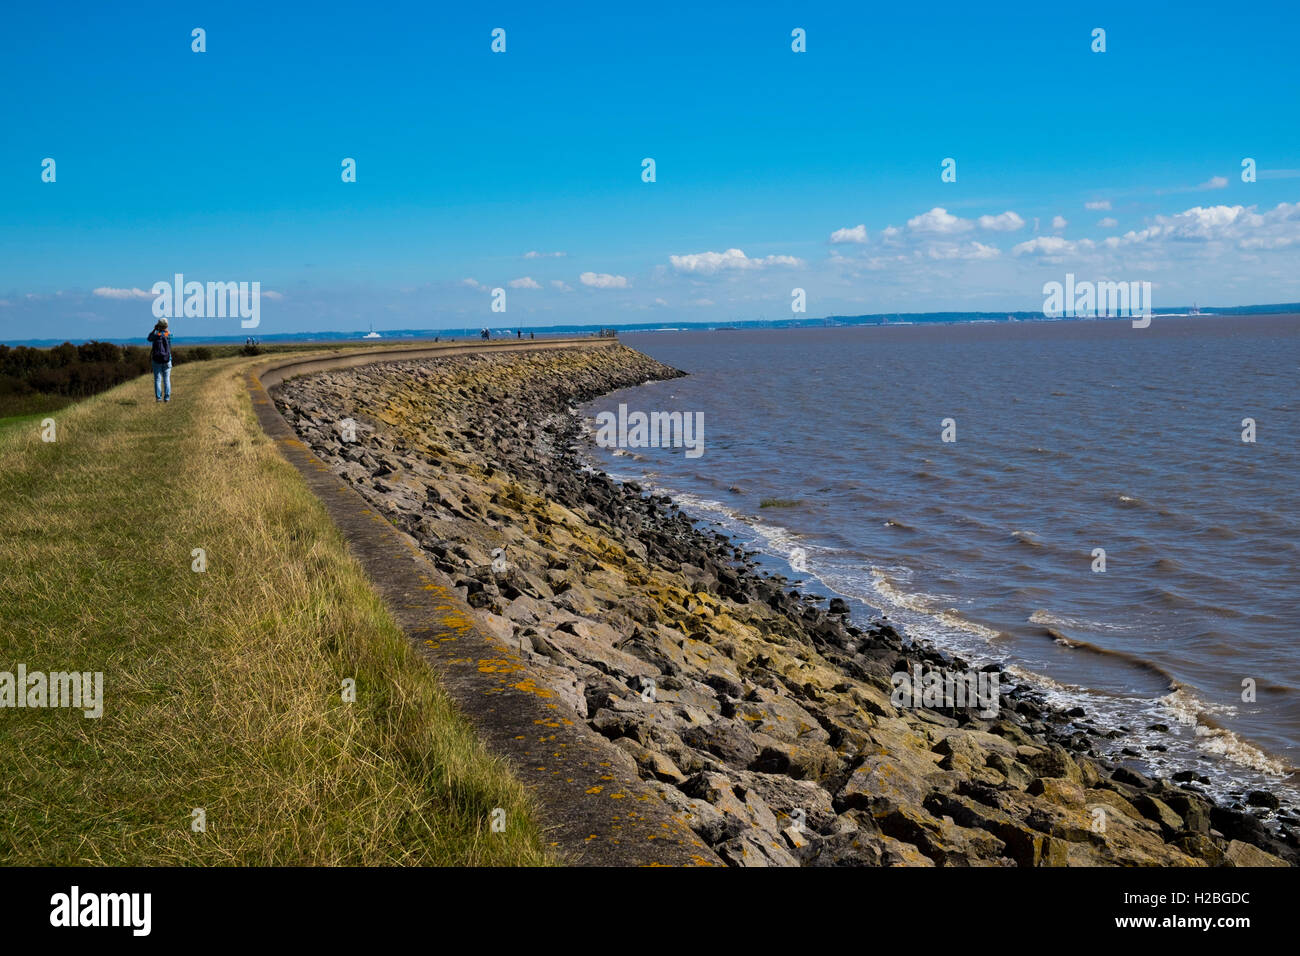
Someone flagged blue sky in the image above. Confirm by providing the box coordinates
[2,0,1298,340]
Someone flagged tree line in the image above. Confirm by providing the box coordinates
[0,340,254,400]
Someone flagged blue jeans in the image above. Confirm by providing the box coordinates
[152,361,172,400]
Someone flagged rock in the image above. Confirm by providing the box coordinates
[1246,790,1281,810]
[782,825,811,850]
[611,737,687,784]
[807,830,885,866]
[1133,793,1184,836]
[733,692,829,744]
[730,771,838,834]
[1162,792,1211,835]
[985,753,1034,790]
[1174,833,1225,865]
[927,792,1068,867]
[715,831,801,867]
[1111,766,1154,789]
[750,738,840,780]
[681,772,751,828]
[1224,840,1289,867]
[681,720,760,768]
[838,753,932,812]
[1027,777,1086,807]
[879,836,935,867]
[876,803,1007,865]
[1018,743,1082,784]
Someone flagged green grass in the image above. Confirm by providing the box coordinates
[0,394,77,422]
[0,410,58,439]
[0,354,551,865]
[759,497,803,509]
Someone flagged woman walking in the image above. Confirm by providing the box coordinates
[148,318,173,402]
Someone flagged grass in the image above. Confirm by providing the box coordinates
[759,497,803,509]
[0,409,63,439]
[0,353,551,865]
[0,393,77,422]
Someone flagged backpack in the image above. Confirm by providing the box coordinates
[151,332,172,364]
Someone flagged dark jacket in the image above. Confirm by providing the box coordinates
[148,329,172,364]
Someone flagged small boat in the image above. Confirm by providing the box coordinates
[363,321,381,339]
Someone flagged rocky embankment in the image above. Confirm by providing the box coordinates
[272,344,1296,867]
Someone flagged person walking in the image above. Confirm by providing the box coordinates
[148,318,173,402]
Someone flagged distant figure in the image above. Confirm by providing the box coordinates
[148,319,173,402]
[517,329,521,339]
[529,332,534,340]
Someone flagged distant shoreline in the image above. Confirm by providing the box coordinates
[5,306,1298,349]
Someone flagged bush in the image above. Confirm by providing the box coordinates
[1,340,151,399]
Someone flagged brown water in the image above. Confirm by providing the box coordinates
[585,315,1300,805]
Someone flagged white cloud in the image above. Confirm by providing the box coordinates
[976,211,1025,232]
[906,207,973,235]
[92,287,153,299]
[1198,176,1229,190]
[1012,235,1096,257]
[1051,215,1068,231]
[461,278,484,289]
[1238,235,1297,250]
[1123,203,1300,246]
[523,250,566,259]
[925,241,1001,260]
[653,297,669,306]
[550,279,573,291]
[579,271,629,288]
[1097,217,1118,228]
[1014,202,1300,258]
[1084,200,1112,211]
[508,276,541,289]
[669,248,805,274]
[830,224,868,244]
[262,290,284,300]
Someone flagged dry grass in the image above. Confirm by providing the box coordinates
[0,355,551,865]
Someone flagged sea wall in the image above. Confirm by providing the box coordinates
[271,343,1295,867]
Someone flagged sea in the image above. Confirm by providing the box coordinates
[582,314,1300,808]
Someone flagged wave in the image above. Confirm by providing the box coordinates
[1036,627,1181,684]
[1146,585,1203,611]
[1028,608,1135,633]
[868,571,1004,643]
[1159,686,1290,777]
